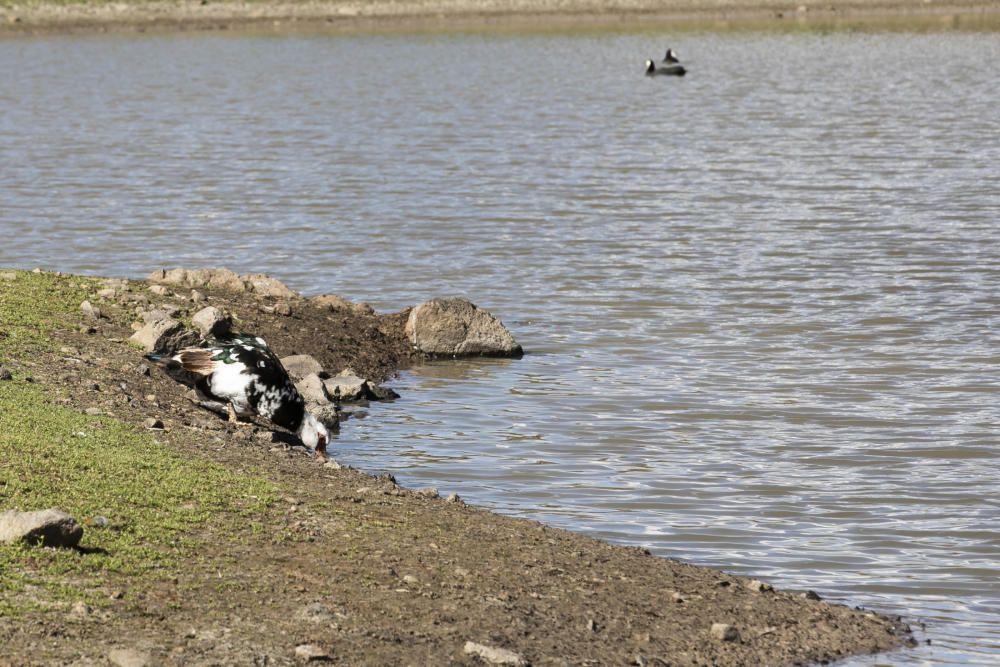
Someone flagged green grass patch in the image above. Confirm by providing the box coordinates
[0,380,278,613]
[0,269,280,614]
[0,269,97,362]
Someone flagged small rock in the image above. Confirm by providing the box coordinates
[144,418,164,430]
[402,574,419,585]
[710,623,739,642]
[0,366,12,381]
[80,300,103,321]
[190,289,205,303]
[309,293,375,315]
[108,647,154,667]
[191,306,232,337]
[129,318,199,354]
[280,354,324,381]
[149,285,171,296]
[69,600,93,618]
[84,407,103,416]
[243,273,298,299]
[323,460,342,471]
[293,643,332,662]
[804,590,822,600]
[297,603,338,624]
[416,487,439,499]
[87,516,110,528]
[274,301,292,316]
[745,579,774,593]
[0,508,83,548]
[323,372,367,402]
[0,271,16,280]
[97,287,118,299]
[671,591,685,603]
[463,641,529,666]
[446,493,461,503]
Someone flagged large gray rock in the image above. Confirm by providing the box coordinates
[405,298,522,358]
[0,509,83,548]
[191,306,232,337]
[280,354,324,381]
[129,318,199,355]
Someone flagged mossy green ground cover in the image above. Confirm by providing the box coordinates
[0,269,277,614]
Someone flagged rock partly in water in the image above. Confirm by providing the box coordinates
[323,370,399,403]
[129,318,199,355]
[280,354,324,381]
[191,306,232,337]
[405,298,522,358]
[0,509,83,548]
[463,641,529,666]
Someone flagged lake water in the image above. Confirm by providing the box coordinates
[2,20,999,665]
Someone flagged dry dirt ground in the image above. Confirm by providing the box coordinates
[0,271,915,666]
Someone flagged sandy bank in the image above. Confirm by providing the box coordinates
[1,0,998,35]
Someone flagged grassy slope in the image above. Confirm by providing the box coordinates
[0,270,276,615]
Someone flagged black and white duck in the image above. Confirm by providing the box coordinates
[147,333,329,458]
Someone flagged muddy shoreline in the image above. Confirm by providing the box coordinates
[0,268,917,665]
[0,0,998,36]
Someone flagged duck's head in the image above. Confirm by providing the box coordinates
[664,48,680,63]
[645,60,656,74]
[298,412,329,458]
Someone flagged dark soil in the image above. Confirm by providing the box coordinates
[0,272,914,666]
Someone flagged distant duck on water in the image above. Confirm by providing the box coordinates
[645,47,686,76]
[646,58,686,77]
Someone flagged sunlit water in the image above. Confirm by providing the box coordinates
[2,24,999,665]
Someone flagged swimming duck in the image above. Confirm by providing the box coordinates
[147,333,328,458]
[646,59,686,77]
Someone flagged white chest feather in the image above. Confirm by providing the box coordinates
[208,361,252,411]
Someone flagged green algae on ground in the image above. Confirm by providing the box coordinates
[0,270,278,615]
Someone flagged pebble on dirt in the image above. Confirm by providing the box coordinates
[293,643,332,662]
[463,641,530,666]
[80,300,104,321]
[107,647,155,667]
[710,623,739,642]
[0,365,12,381]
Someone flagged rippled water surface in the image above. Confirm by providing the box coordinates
[3,24,1000,665]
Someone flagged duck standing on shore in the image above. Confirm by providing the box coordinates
[146,333,328,458]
